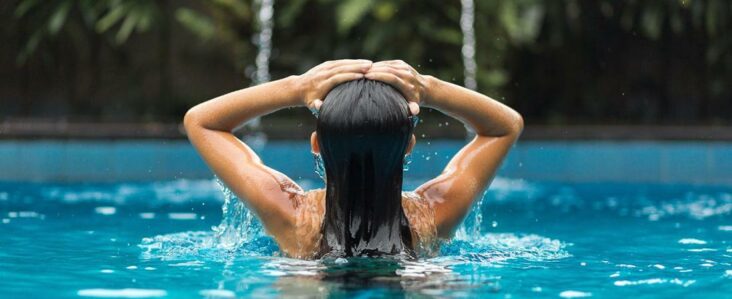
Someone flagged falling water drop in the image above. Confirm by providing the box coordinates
[246,0,275,134]
[253,0,274,86]
[460,0,477,91]
[460,0,477,141]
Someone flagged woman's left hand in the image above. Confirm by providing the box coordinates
[365,60,427,116]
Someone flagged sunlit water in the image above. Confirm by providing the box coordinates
[1,177,731,298]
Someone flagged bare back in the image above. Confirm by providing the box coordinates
[283,190,439,259]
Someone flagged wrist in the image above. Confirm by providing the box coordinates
[283,75,306,107]
[421,75,440,108]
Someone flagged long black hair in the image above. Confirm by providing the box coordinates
[316,78,415,257]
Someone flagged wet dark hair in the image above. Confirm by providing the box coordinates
[316,78,415,257]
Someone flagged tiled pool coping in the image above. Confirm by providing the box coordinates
[1,140,730,185]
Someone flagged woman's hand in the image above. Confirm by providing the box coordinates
[365,60,428,115]
[297,59,373,111]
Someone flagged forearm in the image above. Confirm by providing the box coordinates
[184,75,302,132]
[423,76,523,137]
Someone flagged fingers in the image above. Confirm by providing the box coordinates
[365,71,419,107]
[364,71,407,88]
[368,66,412,79]
[327,62,372,76]
[366,62,421,115]
[370,62,410,72]
[323,59,372,70]
[408,102,420,116]
[310,59,371,73]
[320,72,365,96]
[312,99,323,110]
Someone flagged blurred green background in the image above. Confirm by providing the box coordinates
[1,0,731,127]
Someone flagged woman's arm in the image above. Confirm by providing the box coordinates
[365,60,523,238]
[183,59,371,249]
[417,76,523,238]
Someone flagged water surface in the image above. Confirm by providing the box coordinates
[1,178,731,298]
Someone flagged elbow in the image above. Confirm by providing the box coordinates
[183,106,201,135]
[507,109,524,137]
[513,111,524,134]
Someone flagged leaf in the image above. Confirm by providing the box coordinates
[16,29,44,65]
[705,0,720,36]
[433,28,462,45]
[175,8,215,41]
[485,69,508,88]
[641,4,662,40]
[336,0,374,34]
[115,11,141,44]
[48,1,73,35]
[518,4,545,43]
[14,0,40,18]
[499,1,520,39]
[96,5,127,33]
[373,2,396,21]
[214,0,250,20]
[278,0,307,27]
[78,0,103,27]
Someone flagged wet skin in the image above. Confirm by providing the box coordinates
[184,59,523,258]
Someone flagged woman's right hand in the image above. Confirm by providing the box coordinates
[297,59,373,111]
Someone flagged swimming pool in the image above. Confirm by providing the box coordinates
[1,140,731,298]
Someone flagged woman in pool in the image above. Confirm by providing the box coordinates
[184,59,523,259]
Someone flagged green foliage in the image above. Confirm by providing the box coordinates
[175,8,215,41]
[95,0,157,44]
[7,0,732,123]
[13,0,159,64]
[335,0,375,34]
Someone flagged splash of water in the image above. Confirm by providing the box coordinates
[211,178,263,249]
[140,178,570,265]
[454,189,487,240]
[139,179,275,261]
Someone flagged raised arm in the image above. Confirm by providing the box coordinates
[183,59,371,249]
[365,60,523,238]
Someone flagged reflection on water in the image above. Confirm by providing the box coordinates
[268,257,488,297]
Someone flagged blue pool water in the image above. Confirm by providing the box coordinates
[1,144,732,298]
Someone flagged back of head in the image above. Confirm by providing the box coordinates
[316,79,414,257]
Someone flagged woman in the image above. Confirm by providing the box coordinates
[184,59,523,259]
